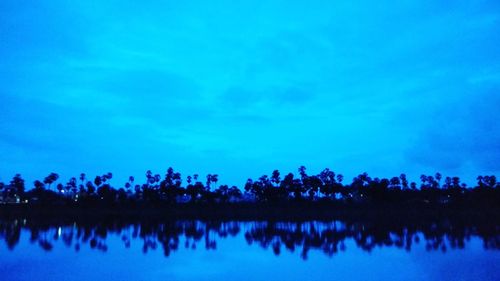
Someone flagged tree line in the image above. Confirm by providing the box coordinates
[0,166,498,207]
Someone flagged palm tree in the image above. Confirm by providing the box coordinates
[444,177,452,189]
[105,172,113,183]
[78,173,86,195]
[420,175,427,189]
[477,176,484,188]
[400,174,409,189]
[281,173,294,198]
[86,181,96,194]
[319,168,335,198]
[211,174,218,189]
[487,175,497,188]
[389,177,401,190]
[43,173,59,191]
[410,182,417,190]
[65,177,77,196]
[205,174,218,191]
[435,173,442,188]
[271,170,281,187]
[10,174,25,200]
[79,173,86,185]
[427,176,437,189]
[206,174,212,190]
[34,180,44,190]
[94,176,102,187]
[336,174,343,184]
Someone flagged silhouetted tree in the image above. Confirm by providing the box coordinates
[56,183,64,194]
[0,168,498,212]
[65,177,77,196]
[389,177,401,190]
[271,170,281,187]
[34,180,44,190]
[205,174,218,192]
[435,173,442,188]
[43,173,59,190]
[228,186,242,201]
[94,176,102,187]
[10,174,25,200]
[86,181,96,195]
[477,176,485,188]
[410,182,417,190]
[400,174,409,190]
[215,185,229,202]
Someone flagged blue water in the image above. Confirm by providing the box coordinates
[0,220,499,281]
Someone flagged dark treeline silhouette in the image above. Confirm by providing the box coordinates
[0,167,499,214]
[0,218,498,259]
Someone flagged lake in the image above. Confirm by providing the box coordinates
[0,218,499,281]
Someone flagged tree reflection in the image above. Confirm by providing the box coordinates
[0,218,498,259]
[243,220,499,259]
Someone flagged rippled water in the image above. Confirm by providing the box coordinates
[1,218,499,281]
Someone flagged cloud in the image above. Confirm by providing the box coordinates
[0,1,89,64]
[100,69,198,101]
[221,85,316,110]
[406,83,500,174]
[1,0,500,187]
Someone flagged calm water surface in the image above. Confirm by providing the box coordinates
[0,219,499,281]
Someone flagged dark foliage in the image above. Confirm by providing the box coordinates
[0,168,498,210]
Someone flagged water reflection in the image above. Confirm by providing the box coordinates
[0,218,498,259]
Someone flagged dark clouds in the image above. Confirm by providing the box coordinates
[0,0,499,186]
[406,83,500,177]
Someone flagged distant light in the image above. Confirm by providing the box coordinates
[57,227,62,236]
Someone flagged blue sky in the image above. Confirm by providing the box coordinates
[1,0,499,187]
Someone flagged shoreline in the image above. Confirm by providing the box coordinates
[1,202,499,221]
